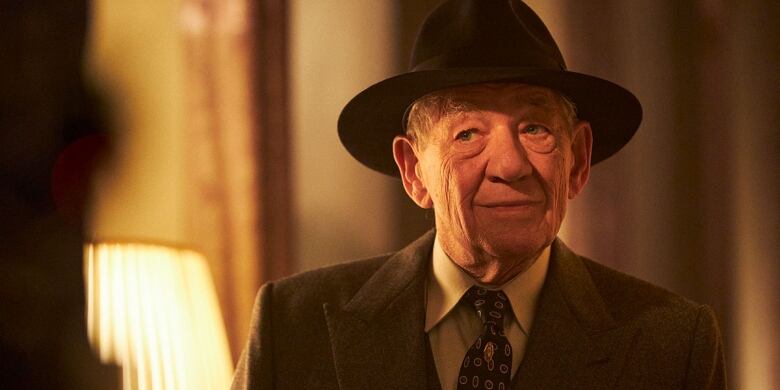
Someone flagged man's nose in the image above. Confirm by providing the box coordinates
[485,131,532,183]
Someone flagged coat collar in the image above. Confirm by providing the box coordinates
[324,232,637,389]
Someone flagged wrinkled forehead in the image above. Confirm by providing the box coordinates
[437,83,566,112]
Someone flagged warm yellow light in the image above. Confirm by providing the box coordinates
[85,242,233,389]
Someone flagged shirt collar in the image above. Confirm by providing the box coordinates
[425,234,551,332]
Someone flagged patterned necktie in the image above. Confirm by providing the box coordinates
[457,286,512,390]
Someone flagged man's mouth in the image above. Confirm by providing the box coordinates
[477,199,543,208]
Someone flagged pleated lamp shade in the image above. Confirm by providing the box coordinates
[84,242,233,390]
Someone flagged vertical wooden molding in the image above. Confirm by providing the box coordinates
[250,0,293,282]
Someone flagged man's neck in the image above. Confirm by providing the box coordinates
[438,236,551,286]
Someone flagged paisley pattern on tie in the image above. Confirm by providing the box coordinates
[457,287,512,390]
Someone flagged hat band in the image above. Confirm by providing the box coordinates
[411,46,565,72]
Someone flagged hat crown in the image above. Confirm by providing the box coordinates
[410,0,567,72]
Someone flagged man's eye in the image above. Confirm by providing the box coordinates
[524,125,549,135]
[455,129,476,141]
[521,124,556,153]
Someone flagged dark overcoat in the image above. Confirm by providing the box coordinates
[232,230,726,389]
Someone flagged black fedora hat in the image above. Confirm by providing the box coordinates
[338,0,642,176]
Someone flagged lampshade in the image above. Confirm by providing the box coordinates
[84,242,233,389]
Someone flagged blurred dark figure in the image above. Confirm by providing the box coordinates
[0,0,117,388]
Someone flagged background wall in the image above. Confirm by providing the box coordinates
[289,0,400,272]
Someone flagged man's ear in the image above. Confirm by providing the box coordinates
[568,120,593,199]
[392,136,433,208]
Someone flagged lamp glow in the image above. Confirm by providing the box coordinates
[85,242,234,389]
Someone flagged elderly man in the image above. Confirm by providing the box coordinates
[232,0,726,389]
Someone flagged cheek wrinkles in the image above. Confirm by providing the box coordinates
[439,154,472,245]
[541,153,569,229]
[440,156,458,219]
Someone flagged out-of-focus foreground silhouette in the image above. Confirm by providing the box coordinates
[0,1,117,388]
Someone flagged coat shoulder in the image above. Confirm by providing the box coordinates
[269,253,393,308]
[267,230,436,311]
[577,257,727,388]
[580,256,703,323]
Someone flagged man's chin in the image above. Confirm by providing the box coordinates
[473,240,546,285]
[478,235,549,263]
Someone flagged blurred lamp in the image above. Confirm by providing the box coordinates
[84,242,233,389]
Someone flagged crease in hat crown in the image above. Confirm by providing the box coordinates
[410,0,565,71]
[337,0,642,177]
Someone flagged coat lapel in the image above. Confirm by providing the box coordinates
[324,231,435,390]
[514,239,638,389]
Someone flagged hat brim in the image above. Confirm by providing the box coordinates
[338,67,642,176]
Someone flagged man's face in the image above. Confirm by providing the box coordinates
[393,83,592,282]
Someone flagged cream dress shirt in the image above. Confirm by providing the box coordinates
[425,236,550,390]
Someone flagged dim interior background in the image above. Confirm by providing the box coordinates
[1,0,777,388]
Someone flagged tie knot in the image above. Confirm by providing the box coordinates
[461,286,509,329]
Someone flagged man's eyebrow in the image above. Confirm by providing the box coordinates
[439,99,481,120]
[443,107,484,124]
